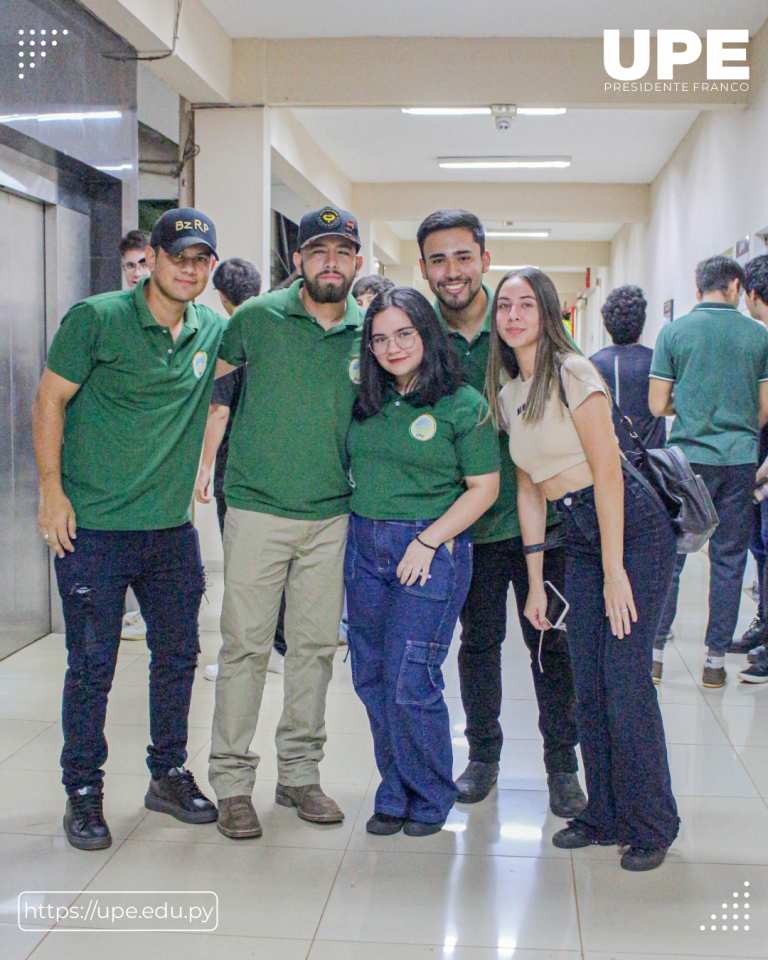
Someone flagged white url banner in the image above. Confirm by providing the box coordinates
[17,891,218,932]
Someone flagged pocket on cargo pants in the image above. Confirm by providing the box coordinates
[396,640,451,706]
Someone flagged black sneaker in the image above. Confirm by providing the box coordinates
[63,786,112,851]
[145,767,218,824]
[748,643,767,664]
[620,846,668,871]
[729,616,768,654]
[738,662,768,683]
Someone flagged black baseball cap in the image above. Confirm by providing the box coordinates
[298,207,361,251]
[150,207,218,259]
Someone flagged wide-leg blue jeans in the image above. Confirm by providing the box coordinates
[557,470,680,849]
[345,514,472,823]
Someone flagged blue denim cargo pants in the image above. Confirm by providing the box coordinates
[344,514,472,823]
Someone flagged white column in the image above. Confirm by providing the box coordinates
[194,106,272,305]
[355,212,375,279]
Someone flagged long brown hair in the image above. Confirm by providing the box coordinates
[485,267,578,429]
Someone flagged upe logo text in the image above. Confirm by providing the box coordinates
[603,30,749,81]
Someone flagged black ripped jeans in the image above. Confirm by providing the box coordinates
[55,524,204,793]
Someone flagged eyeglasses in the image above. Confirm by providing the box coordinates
[369,328,420,355]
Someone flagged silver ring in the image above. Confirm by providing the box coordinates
[620,607,629,612]
[44,534,50,540]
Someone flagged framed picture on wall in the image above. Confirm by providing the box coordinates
[663,300,674,323]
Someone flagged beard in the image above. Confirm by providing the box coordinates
[436,278,482,312]
[302,272,354,304]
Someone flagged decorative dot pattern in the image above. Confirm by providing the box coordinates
[14,25,67,80]
[701,882,754,934]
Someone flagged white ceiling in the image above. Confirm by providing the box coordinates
[289,108,700,184]
[386,222,622,242]
[200,0,767,38]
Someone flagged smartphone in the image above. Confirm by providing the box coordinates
[543,580,569,630]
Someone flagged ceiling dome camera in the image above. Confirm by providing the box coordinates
[495,116,511,131]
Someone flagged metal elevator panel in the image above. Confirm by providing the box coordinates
[0,189,50,659]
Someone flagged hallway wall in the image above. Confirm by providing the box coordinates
[611,17,768,346]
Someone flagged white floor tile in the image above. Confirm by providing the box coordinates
[310,945,580,960]
[735,746,768,797]
[667,743,760,797]
[0,719,53,764]
[316,850,580,950]
[82,839,343,939]
[0,921,46,960]
[575,860,767,957]
[28,932,311,959]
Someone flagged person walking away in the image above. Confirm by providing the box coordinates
[738,255,768,682]
[650,256,768,688]
[488,266,679,872]
[345,286,499,835]
[32,208,225,850]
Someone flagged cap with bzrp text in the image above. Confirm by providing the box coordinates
[298,207,361,251]
[150,207,218,259]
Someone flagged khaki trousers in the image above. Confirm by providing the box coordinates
[208,507,347,798]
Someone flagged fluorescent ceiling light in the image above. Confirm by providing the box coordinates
[96,163,133,171]
[518,107,567,115]
[402,107,566,116]
[0,110,121,123]
[439,157,571,169]
[402,107,491,115]
[487,230,551,239]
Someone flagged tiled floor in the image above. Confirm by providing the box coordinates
[2,552,768,958]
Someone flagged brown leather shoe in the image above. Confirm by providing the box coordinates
[275,783,344,823]
[216,796,262,839]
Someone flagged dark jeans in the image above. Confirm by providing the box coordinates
[559,470,680,849]
[749,497,768,619]
[216,495,287,656]
[55,524,205,794]
[655,463,755,652]
[345,514,472,823]
[458,537,578,773]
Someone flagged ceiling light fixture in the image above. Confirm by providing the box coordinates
[488,265,537,270]
[439,157,571,169]
[0,110,121,123]
[518,108,567,115]
[402,107,566,117]
[486,230,551,239]
[402,107,490,116]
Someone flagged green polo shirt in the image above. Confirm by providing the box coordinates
[347,384,499,520]
[651,302,768,465]
[433,284,521,543]
[46,279,227,530]
[219,280,364,520]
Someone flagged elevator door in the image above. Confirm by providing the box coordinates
[0,190,50,659]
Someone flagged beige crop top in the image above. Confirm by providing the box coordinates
[499,354,612,484]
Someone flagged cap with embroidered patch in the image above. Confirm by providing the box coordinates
[298,207,360,251]
[150,207,218,259]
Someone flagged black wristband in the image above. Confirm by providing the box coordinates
[415,534,438,551]
[523,541,547,556]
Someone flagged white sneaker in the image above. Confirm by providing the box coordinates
[268,648,285,675]
[204,663,219,681]
[121,610,146,641]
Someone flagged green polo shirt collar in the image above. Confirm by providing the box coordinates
[433,282,493,342]
[133,277,199,333]
[692,302,738,313]
[285,279,360,332]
